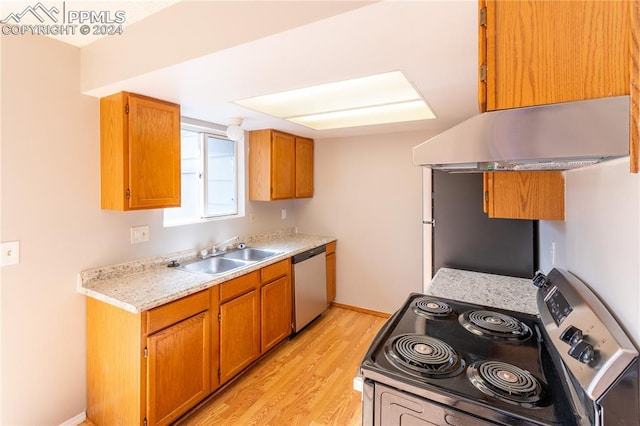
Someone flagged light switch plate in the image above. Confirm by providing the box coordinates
[1,241,20,266]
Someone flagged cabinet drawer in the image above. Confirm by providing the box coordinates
[261,259,290,284]
[147,290,209,335]
[220,271,260,303]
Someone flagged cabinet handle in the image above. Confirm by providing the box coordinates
[484,191,489,202]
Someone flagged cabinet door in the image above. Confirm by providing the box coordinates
[261,276,292,353]
[295,137,314,198]
[483,171,564,220]
[219,290,261,383]
[483,0,630,111]
[128,94,181,209]
[326,252,336,304]
[146,311,211,426]
[271,131,296,199]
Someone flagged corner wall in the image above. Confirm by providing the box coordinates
[539,158,640,344]
[295,131,432,313]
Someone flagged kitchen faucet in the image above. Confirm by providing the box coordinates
[199,236,240,258]
[213,236,239,253]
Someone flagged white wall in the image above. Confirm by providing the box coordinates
[0,35,293,425]
[295,131,432,314]
[539,158,640,345]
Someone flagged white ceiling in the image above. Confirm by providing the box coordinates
[40,0,480,139]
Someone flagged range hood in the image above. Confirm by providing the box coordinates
[412,96,629,172]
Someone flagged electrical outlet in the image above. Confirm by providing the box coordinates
[1,241,20,266]
[281,209,287,220]
[250,213,255,224]
[551,242,556,266]
[130,226,149,244]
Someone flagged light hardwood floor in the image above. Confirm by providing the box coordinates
[176,307,387,425]
[80,307,387,426]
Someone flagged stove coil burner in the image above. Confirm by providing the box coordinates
[467,361,544,407]
[413,298,454,319]
[385,334,465,378]
[459,310,532,342]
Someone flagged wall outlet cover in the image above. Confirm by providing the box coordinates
[130,226,150,244]
[1,241,20,266]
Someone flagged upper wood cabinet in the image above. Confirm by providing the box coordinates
[480,0,639,173]
[295,136,314,198]
[100,92,181,210]
[483,171,564,221]
[480,0,630,112]
[631,3,639,173]
[249,129,314,200]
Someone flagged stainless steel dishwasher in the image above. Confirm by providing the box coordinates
[292,245,327,333]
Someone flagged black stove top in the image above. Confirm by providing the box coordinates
[360,293,577,425]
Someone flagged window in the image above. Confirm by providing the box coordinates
[164,119,244,226]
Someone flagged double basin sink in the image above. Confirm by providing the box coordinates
[177,248,283,276]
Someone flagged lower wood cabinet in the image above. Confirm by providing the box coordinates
[146,311,211,425]
[261,260,292,353]
[326,241,337,304]
[219,272,261,384]
[87,257,294,425]
[87,288,218,426]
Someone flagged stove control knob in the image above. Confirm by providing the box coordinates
[569,340,595,364]
[560,325,583,345]
[533,271,549,289]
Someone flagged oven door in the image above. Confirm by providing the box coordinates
[363,379,494,426]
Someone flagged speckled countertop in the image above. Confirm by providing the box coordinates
[78,229,335,314]
[426,267,539,315]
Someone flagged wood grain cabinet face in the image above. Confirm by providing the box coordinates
[483,171,565,221]
[325,242,336,304]
[249,129,314,200]
[481,0,630,112]
[100,91,181,210]
[295,136,314,198]
[146,311,211,426]
[260,259,292,353]
[86,289,215,426]
[219,274,261,384]
[261,275,292,353]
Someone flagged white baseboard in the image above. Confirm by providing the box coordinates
[59,411,86,426]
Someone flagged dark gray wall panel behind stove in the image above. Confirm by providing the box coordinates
[432,170,537,278]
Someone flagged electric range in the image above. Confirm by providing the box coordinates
[357,268,639,425]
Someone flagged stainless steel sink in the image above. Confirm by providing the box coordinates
[222,248,282,262]
[178,257,248,275]
[177,247,282,276]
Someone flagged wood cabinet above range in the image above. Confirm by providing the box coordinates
[100,92,181,210]
[479,0,637,173]
[479,0,630,112]
[248,129,314,201]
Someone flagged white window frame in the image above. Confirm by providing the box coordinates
[163,117,245,227]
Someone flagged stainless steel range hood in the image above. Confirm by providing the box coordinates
[412,96,629,172]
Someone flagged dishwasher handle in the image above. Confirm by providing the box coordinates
[292,245,326,264]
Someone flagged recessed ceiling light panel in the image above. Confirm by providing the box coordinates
[289,100,435,130]
[234,71,435,130]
